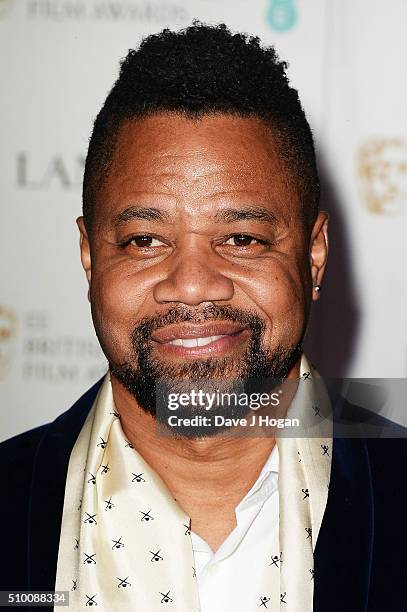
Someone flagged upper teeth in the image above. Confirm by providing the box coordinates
[168,335,225,347]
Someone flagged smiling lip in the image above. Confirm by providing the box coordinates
[151,322,249,358]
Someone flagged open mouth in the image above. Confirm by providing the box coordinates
[166,335,227,347]
[150,323,249,358]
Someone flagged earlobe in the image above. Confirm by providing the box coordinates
[76,216,92,287]
[310,212,329,301]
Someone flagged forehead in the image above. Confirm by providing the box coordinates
[98,113,300,223]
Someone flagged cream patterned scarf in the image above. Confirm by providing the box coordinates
[55,356,332,611]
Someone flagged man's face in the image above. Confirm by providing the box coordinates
[78,113,327,416]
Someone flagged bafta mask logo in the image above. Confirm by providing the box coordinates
[0,306,17,379]
[0,0,14,19]
[266,0,297,32]
[358,138,407,215]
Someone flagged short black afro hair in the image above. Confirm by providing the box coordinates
[83,21,319,231]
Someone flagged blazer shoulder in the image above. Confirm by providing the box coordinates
[0,378,104,591]
[0,377,104,480]
[0,422,48,452]
[0,423,50,480]
[329,387,407,439]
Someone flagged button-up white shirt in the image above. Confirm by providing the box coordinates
[191,444,279,612]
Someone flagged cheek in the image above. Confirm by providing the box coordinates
[90,266,153,360]
[237,263,308,347]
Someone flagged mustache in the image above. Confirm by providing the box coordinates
[130,304,266,343]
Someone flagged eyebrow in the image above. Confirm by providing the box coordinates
[113,206,171,226]
[213,206,279,226]
[112,204,279,227]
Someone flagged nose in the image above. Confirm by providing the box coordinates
[153,240,234,306]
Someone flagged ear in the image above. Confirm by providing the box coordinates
[76,217,92,300]
[309,211,329,301]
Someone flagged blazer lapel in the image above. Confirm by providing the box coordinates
[27,379,103,591]
[313,434,374,612]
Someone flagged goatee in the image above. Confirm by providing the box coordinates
[110,304,302,437]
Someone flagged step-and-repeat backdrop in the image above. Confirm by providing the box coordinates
[1,0,406,440]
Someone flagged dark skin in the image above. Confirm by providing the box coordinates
[77,113,328,551]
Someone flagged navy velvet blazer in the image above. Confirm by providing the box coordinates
[1,378,406,611]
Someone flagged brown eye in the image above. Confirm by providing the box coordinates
[225,234,256,246]
[129,235,164,247]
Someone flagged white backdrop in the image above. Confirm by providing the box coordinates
[1,0,407,441]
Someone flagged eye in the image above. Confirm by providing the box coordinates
[127,235,166,248]
[223,234,266,247]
